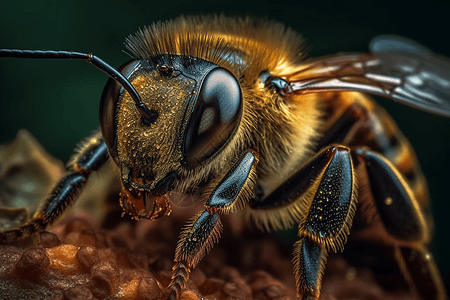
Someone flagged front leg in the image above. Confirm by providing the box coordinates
[167,150,258,300]
[0,131,109,243]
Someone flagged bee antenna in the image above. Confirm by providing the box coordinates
[0,49,158,123]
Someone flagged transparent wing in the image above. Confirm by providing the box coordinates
[283,36,450,117]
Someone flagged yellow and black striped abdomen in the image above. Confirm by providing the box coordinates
[320,91,429,211]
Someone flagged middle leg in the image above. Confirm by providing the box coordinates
[247,145,357,299]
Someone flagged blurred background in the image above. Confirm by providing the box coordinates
[1,0,449,288]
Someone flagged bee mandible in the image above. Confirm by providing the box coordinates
[1,16,449,300]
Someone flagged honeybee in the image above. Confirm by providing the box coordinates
[1,15,449,300]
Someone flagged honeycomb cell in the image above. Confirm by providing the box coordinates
[76,245,101,272]
[15,247,50,279]
[63,285,96,300]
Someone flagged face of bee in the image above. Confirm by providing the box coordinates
[99,54,243,219]
[96,16,324,220]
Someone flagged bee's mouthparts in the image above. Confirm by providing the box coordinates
[119,187,172,220]
[119,166,172,220]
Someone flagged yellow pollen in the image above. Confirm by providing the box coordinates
[385,197,393,205]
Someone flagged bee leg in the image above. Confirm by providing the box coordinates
[249,145,357,299]
[292,146,356,300]
[354,149,447,300]
[0,131,109,243]
[167,151,258,300]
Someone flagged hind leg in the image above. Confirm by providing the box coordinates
[320,96,446,299]
[353,148,447,300]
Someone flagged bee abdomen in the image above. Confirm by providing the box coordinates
[371,109,429,208]
[320,92,429,208]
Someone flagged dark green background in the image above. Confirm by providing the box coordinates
[1,0,449,286]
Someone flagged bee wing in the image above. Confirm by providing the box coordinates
[284,36,450,117]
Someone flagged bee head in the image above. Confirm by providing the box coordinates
[99,55,242,219]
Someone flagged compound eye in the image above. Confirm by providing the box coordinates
[183,67,242,165]
[99,59,140,163]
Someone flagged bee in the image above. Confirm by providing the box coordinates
[1,15,449,300]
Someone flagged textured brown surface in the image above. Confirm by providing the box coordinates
[0,207,414,300]
[0,131,415,299]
